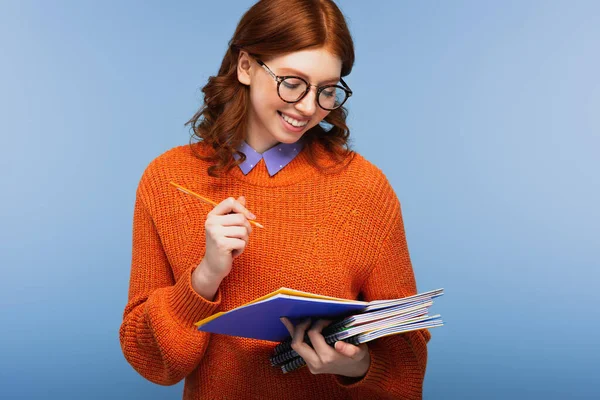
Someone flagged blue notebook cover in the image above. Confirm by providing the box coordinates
[196,294,368,342]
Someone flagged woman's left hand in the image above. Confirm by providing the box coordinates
[280,317,371,378]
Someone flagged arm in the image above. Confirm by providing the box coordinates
[335,200,431,400]
[119,192,221,385]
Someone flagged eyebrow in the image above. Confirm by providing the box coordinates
[277,67,341,85]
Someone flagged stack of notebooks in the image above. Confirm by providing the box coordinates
[195,287,444,374]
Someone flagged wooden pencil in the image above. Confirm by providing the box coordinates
[169,181,264,228]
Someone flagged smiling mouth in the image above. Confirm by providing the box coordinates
[278,111,309,128]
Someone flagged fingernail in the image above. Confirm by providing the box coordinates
[249,213,256,220]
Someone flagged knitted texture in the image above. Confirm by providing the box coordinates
[119,141,431,400]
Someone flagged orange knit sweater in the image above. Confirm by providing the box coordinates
[120,141,431,400]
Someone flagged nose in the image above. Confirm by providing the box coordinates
[294,86,318,116]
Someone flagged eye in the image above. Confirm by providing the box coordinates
[282,81,301,89]
[321,89,335,97]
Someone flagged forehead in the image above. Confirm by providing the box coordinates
[266,48,343,83]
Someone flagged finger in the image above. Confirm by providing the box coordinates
[211,214,253,235]
[236,197,252,233]
[291,319,312,348]
[308,319,332,333]
[306,319,337,356]
[219,237,246,253]
[210,213,252,234]
[290,319,321,367]
[235,197,254,233]
[334,341,365,360]
[214,213,249,227]
[231,247,246,258]
[210,197,256,220]
[280,317,294,337]
[220,226,249,241]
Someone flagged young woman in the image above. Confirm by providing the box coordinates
[119,0,430,398]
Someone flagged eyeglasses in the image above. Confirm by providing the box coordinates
[255,59,353,111]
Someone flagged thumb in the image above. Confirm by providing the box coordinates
[334,341,362,359]
[335,341,350,355]
[237,195,246,206]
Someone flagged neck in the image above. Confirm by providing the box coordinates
[246,134,278,153]
[245,111,279,153]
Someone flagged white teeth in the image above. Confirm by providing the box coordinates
[281,112,308,127]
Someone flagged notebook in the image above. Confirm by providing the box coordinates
[195,287,444,343]
[272,314,444,373]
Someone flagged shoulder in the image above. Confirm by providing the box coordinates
[308,145,403,221]
[346,152,398,200]
[135,142,211,201]
[346,152,387,180]
[144,142,208,173]
[311,142,392,190]
[138,144,191,184]
[323,150,405,251]
[337,151,403,221]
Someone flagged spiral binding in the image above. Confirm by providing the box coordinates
[272,334,362,369]
[272,321,351,356]
[270,348,300,366]
[281,357,306,374]
[271,332,343,366]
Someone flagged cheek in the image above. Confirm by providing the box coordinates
[250,83,283,113]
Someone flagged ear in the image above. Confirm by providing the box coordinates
[237,51,252,86]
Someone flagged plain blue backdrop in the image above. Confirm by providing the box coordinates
[1,1,598,399]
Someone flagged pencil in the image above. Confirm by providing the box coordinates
[169,181,264,229]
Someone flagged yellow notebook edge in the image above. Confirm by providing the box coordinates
[194,287,361,327]
[194,311,226,327]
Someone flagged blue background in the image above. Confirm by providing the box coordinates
[1,1,598,399]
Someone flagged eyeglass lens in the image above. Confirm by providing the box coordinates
[279,77,347,110]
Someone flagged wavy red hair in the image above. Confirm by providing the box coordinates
[186,0,356,177]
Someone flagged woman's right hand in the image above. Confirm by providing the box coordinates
[191,196,255,300]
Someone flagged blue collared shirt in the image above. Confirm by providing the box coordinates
[234,140,305,176]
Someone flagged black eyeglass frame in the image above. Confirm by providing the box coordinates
[255,58,353,111]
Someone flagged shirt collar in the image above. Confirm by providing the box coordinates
[234,140,305,176]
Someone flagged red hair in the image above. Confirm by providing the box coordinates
[186,0,356,177]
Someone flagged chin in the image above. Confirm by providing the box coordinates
[278,135,304,144]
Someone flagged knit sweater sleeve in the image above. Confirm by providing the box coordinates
[335,197,431,399]
[119,188,221,386]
